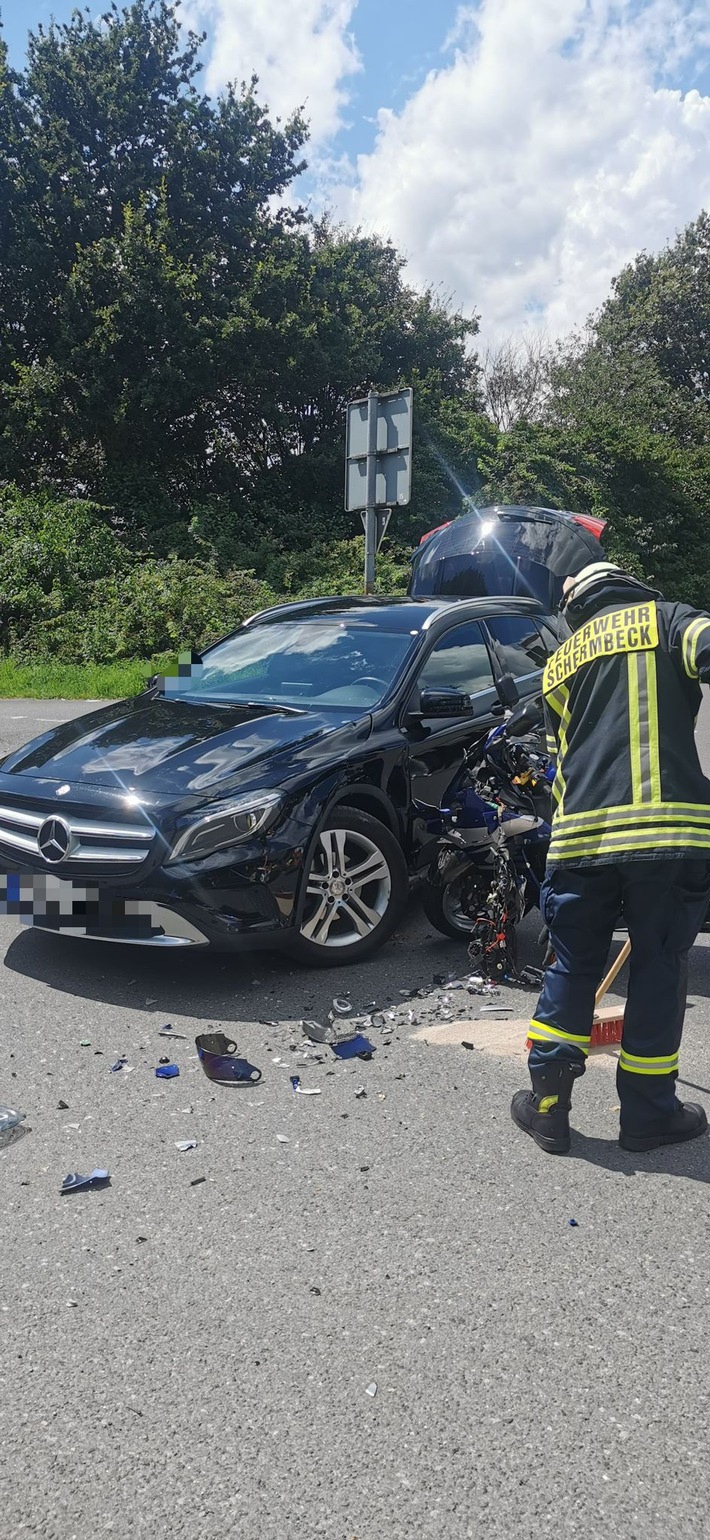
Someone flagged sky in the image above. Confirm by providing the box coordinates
[3,0,710,344]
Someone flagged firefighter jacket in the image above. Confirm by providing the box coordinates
[542,579,710,866]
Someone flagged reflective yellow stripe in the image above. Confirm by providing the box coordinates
[645,649,662,804]
[690,620,710,677]
[549,828,710,860]
[627,653,642,803]
[619,1049,679,1076]
[553,801,710,831]
[528,1019,590,1055]
[681,619,703,676]
[682,617,710,678]
[551,825,710,849]
[545,733,557,757]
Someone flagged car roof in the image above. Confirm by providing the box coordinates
[242,594,549,632]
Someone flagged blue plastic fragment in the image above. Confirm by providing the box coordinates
[110,1058,128,1072]
[568,1218,579,1227]
[61,1168,110,1194]
[290,1075,300,1090]
[331,1034,376,1061]
[155,1063,180,1079]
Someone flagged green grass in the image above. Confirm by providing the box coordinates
[0,657,160,699]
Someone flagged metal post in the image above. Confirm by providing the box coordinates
[363,390,378,594]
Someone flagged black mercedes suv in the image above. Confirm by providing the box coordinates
[0,595,562,965]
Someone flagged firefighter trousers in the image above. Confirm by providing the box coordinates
[529,859,710,1134]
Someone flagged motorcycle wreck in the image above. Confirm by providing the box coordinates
[419,695,554,982]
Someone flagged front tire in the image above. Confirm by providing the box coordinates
[292,806,408,966]
[422,875,478,940]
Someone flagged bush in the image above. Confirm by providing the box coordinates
[35,559,279,662]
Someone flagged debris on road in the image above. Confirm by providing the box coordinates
[110,1058,129,1072]
[190,1176,206,1187]
[354,1086,367,1099]
[276,1134,289,1144]
[461,1041,475,1051]
[331,996,352,1016]
[296,1086,321,1096]
[195,1032,262,1085]
[159,1024,187,1039]
[568,1218,579,1228]
[155,1063,180,1079]
[0,1106,26,1135]
[80,1039,91,1047]
[364,1381,378,1397]
[60,1168,110,1194]
[332,1034,375,1061]
[175,1139,198,1152]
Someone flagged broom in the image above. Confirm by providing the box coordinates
[523,937,629,1050]
[588,937,629,1046]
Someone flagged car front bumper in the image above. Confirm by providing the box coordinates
[0,828,310,951]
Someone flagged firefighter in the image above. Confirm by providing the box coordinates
[511,561,710,1154]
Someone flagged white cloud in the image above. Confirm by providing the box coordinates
[193,0,362,145]
[336,0,710,342]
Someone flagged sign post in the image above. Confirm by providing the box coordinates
[345,387,413,594]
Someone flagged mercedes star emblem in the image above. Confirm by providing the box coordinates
[37,817,72,864]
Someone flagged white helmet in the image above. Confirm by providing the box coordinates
[560,562,657,618]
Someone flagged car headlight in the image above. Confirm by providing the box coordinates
[167,791,284,863]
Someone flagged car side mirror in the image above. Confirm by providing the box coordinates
[507,697,544,736]
[496,673,519,709]
[417,687,475,719]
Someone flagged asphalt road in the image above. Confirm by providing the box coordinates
[3,698,710,1539]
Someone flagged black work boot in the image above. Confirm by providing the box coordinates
[511,1062,583,1154]
[619,1100,708,1152]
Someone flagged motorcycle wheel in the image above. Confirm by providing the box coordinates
[422,876,479,939]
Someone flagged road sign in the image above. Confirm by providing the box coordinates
[345,388,413,592]
[359,507,392,552]
[345,388,413,513]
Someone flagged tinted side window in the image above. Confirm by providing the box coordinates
[486,616,548,677]
[418,622,495,694]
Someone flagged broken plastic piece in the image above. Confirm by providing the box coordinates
[175,1139,198,1152]
[331,996,352,1016]
[190,1176,206,1186]
[195,1032,261,1085]
[354,1086,367,1099]
[159,1025,187,1039]
[276,1134,289,1144]
[80,1039,91,1047]
[155,1063,180,1078]
[295,1086,322,1096]
[0,1106,26,1135]
[331,1034,376,1061]
[300,1020,332,1044]
[110,1058,129,1072]
[290,1075,301,1091]
[461,1041,475,1051]
[568,1218,579,1227]
[60,1168,110,1194]
[365,1381,378,1397]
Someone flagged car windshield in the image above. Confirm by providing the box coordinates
[162,620,416,709]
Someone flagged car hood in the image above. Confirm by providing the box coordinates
[0,695,368,799]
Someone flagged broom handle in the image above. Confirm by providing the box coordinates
[595,937,631,1006]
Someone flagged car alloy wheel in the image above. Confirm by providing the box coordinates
[295,807,407,964]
